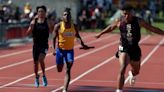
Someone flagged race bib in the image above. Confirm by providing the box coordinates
[119,45,124,51]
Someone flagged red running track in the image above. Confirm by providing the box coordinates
[0,32,163,92]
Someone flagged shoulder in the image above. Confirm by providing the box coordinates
[29,19,36,28]
[111,17,121,28]
[54,22,60,30]
[54,23,60,32]
[30,19,36,25]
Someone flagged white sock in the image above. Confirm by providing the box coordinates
[129,71,133,76]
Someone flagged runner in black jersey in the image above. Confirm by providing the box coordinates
[26,5,53,87]
[95,4,164,92]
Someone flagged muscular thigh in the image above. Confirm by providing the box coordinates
[33,45,48,62]
[119,52,130,66]
[63,49,74,63]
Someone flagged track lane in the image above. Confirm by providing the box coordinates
[0,34,163,92]
[67,35,164,92]
[0,32,99,69]
[0,33,118,91]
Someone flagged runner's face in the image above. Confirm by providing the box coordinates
[63,12,71,22]
[122,10,132,22]
[37,8,46,18]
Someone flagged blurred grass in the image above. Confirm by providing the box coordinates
[82,22,164,34]
[153,22,164,29]
[140,22,164,34]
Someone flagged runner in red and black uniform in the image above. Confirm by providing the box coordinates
[26,5,53,87]
[118,16,141,62]
[95,4,164,92]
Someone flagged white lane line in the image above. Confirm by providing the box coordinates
[0,38,119,88]
[72,79,164,85]
[0,49,32,59]
[0,33,93,59]
[125,38,164,84]
[51,56,116,92]
[141,38,164,65]
[0,35,149,90]
[0,58,32,71]
[1,80,164,90]
[51,36,151,92]
[0,34,116,71]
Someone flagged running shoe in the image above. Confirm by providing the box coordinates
[42,75,48,86]
[128,71,136,86]
[34,75,40,87]
[115,89,123,92]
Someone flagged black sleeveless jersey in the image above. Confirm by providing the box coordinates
[32,18,49,45]
[119,16,141,47]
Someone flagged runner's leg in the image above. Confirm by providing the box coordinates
[117,52,130,90]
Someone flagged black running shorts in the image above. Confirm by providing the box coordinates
[33,44,48,61]
[115,45,141,61]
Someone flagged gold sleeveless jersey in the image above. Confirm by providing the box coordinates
[58,21,76,50]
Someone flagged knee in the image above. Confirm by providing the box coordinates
[57,65,63,72]
[119,65,127,75]
[38,58,44,62]
[65,68,71,73]
[34,62,38,66]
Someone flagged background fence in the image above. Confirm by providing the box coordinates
[0,22,29,47]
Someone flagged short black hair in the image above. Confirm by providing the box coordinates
[36,5,47,12]
[120,4,134,12]
[64,7,71,14]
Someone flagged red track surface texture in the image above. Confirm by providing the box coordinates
[0,32,164,92]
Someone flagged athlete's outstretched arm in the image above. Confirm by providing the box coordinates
[139,19,164,35]
[74,24,91,49]
[95,20,119,38]
[74,24,86,46]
